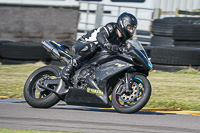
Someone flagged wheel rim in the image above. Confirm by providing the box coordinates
[29,71,58,100]
[114,78,145,108]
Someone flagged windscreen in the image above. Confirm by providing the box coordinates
[126,40,148,58]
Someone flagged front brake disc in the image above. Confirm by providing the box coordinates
[119,82,140,102]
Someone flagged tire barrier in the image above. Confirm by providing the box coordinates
[0,41,73,65]
[151,46,200,66]
[0,40,13,58]
[173,24,200,41]
[151,19,190,37]
[150,36,174,46]
[164,17,200,22]
[1,59,40,65]
[0,42,51,64]
[150,17,200,67]
[173,41,200,48]
[2,42,51,60]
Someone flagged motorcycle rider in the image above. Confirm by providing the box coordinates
[61,12,138,84]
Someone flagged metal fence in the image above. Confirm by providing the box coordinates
[77,2,154,45]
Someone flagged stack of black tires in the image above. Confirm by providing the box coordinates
[149,17,200,70]
[0,41,52,65]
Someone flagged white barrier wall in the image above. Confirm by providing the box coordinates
[0,0,79,6]
[155,0,200,11]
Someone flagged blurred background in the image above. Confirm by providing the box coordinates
[0,0,200,71]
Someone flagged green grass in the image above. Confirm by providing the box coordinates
[147,69,200,111]
[0,128,76,133]
[0,65,41,98]
[0,64,200,110]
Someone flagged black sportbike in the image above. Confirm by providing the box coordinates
[24,40,152,113]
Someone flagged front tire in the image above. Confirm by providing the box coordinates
[24,65,61,108]
[112,75,151,113]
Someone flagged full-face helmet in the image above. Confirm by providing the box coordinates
[117,12,137,39]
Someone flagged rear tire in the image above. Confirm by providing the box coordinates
[112,75,151,113]
[24,65,61,108]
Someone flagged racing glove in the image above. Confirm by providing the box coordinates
[104,43,119,52]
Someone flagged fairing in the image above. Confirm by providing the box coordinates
[41,40,152,108]
[126,40,152,71]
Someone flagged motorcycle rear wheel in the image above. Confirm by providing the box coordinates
[112,75,151,113]
[24,65,61,108]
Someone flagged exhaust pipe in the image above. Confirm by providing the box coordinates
[42,41,61,60]
[42,41,72,64]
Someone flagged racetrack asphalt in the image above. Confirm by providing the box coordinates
[0,101,200,133]
[0,98,200,116]
[0,99,200,133]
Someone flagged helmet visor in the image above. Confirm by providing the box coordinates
[126,25,136,37]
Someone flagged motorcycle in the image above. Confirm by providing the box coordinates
[24,40,152,113]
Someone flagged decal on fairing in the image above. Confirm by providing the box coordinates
[115,63,125,67]
[87,87,103,96]
[52,41,61,47]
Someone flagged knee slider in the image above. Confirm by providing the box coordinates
[78,43,92,55]
[80,45,90,52]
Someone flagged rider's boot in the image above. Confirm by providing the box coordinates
[60,55,81,86]
[61,42,96,86]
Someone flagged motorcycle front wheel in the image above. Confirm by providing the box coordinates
[24,65,61,108]
[112,75,151,113]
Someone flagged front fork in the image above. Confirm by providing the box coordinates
[117,73,135,95]
[125,73,134,93]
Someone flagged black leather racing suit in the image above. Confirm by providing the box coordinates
[61,22,127,83]
[73,22,126,53]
